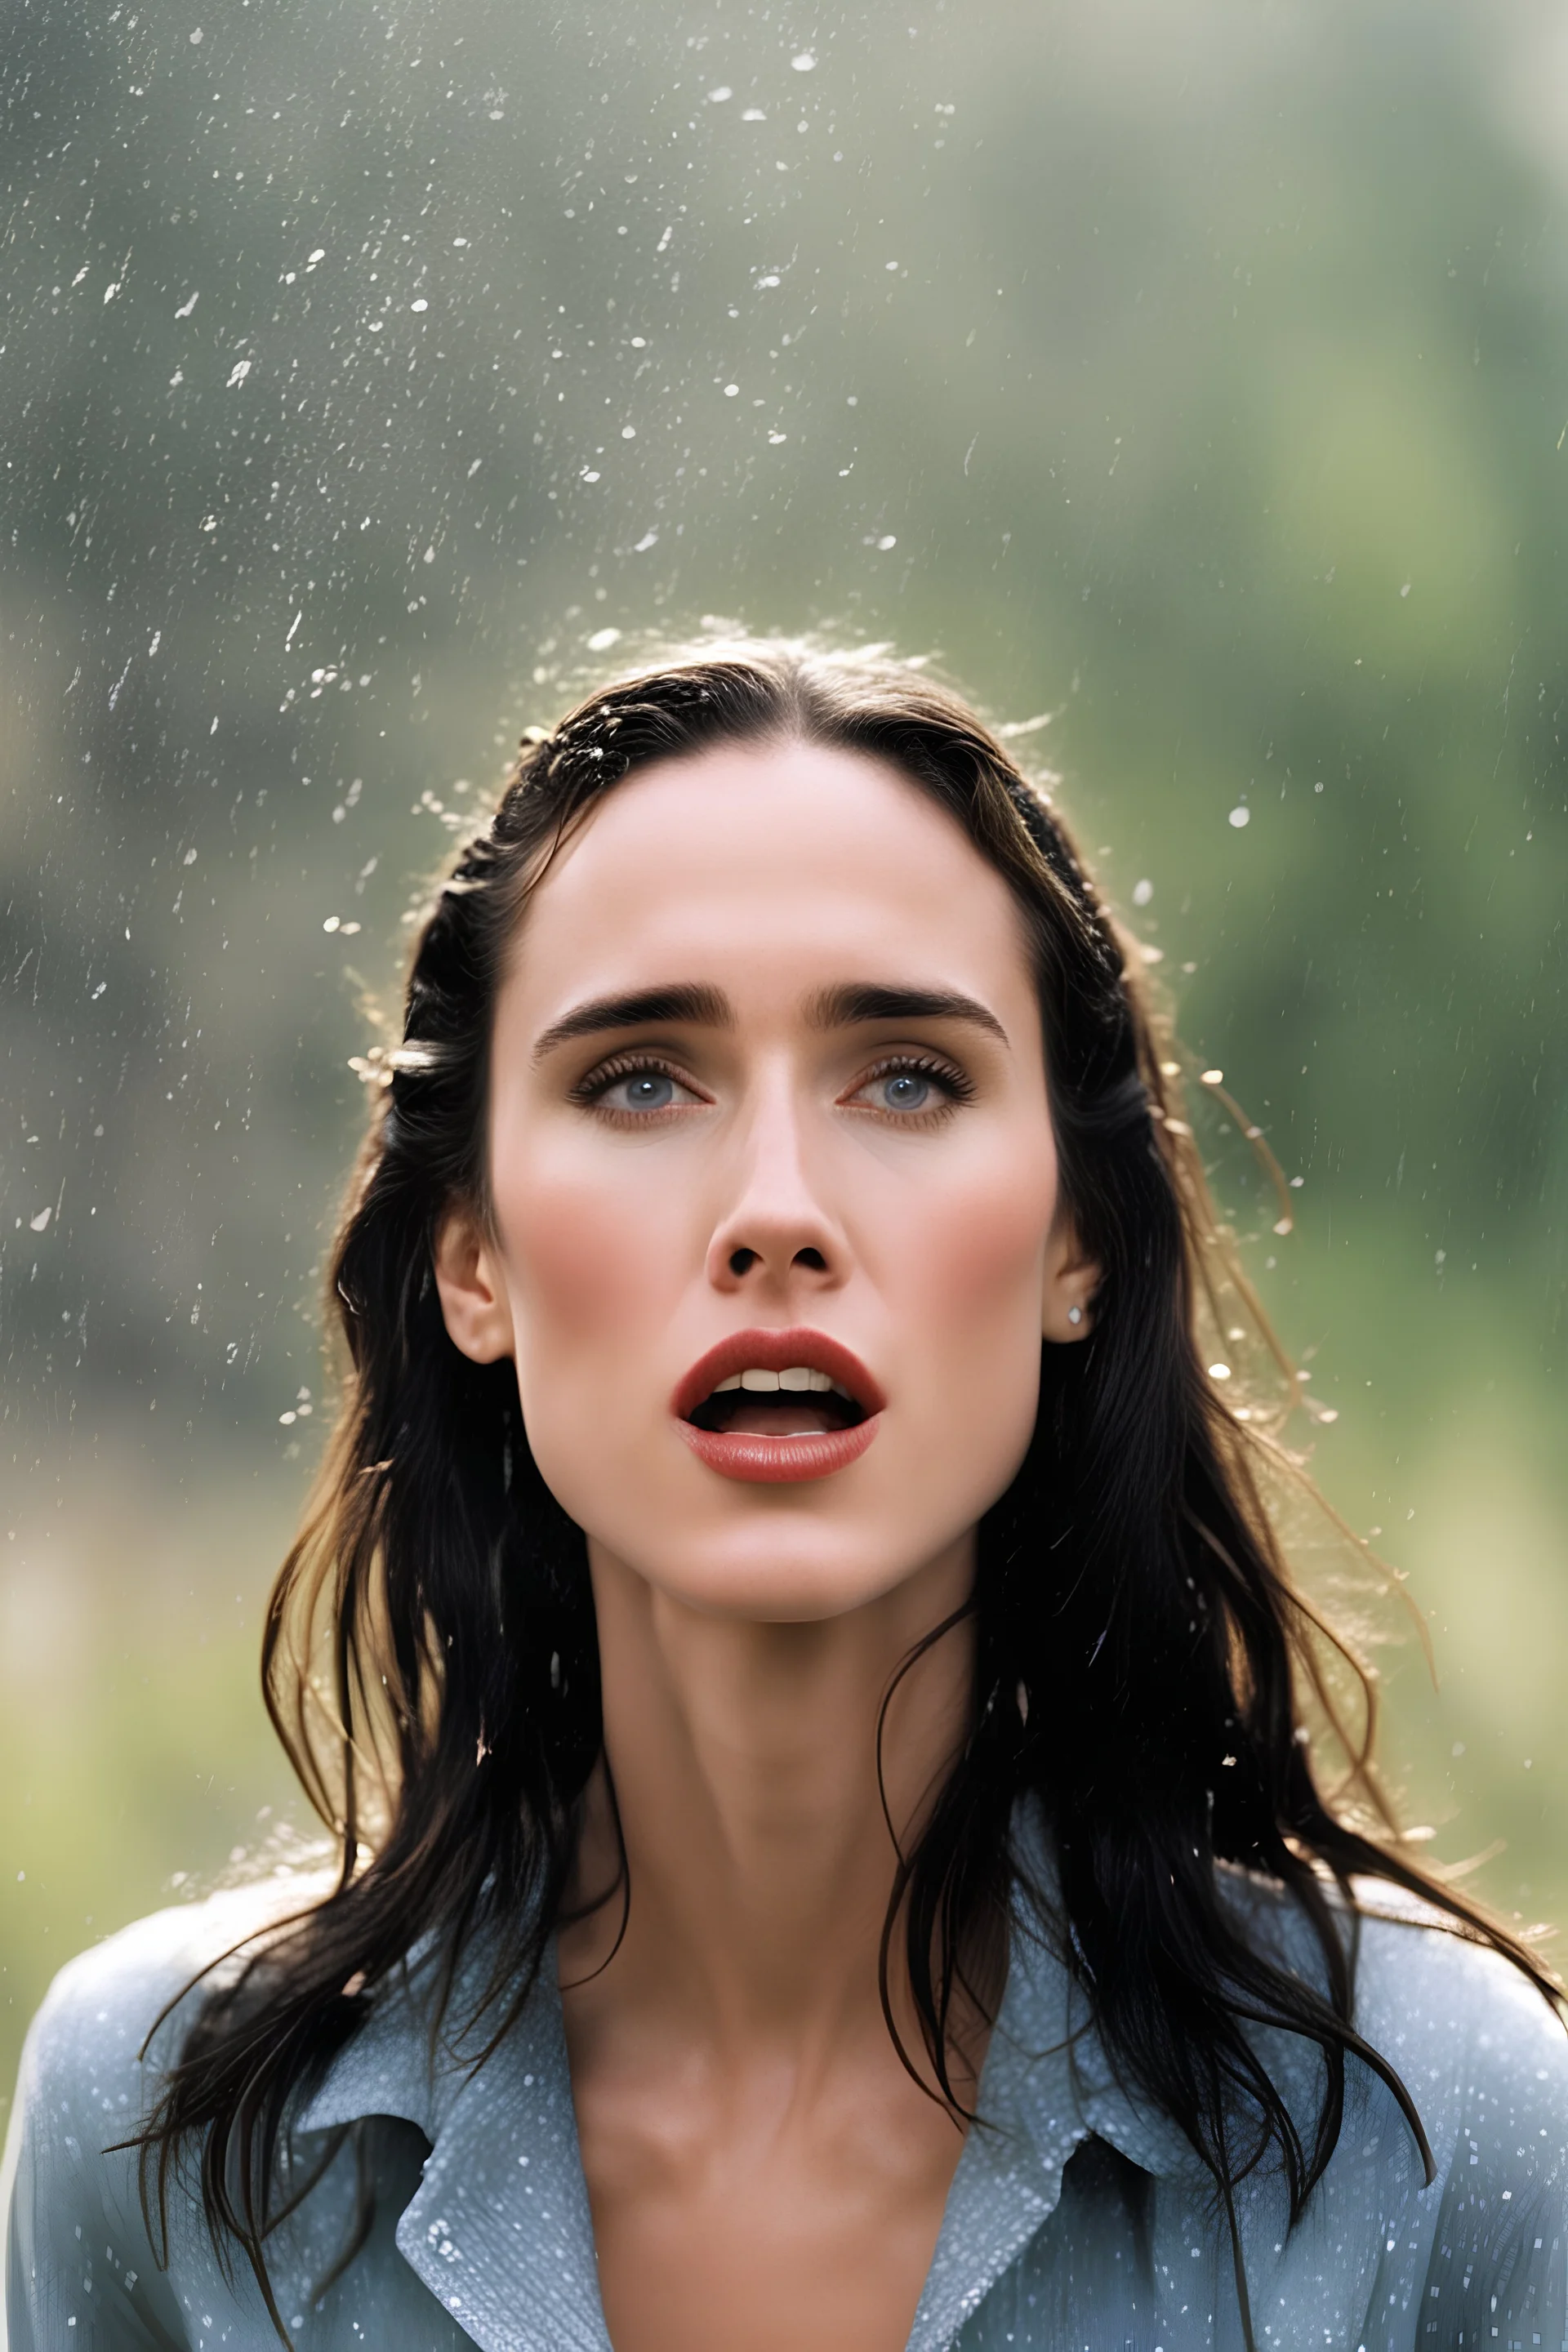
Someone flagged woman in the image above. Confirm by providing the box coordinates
[6,640,1566,2352]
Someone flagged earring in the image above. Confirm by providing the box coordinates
[1067,1306,1084,1327]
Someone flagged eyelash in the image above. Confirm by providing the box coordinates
[569,1053,701,1118]
[848,1053,976,1119]
[570,1049,977,1122]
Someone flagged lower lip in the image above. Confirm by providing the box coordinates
[676,1414,883,1485]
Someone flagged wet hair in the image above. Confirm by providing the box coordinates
[135,639,1558,2342]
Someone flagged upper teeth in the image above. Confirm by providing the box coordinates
[714,1367,850,1397]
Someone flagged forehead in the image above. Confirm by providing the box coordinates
[507,739,1039,1014]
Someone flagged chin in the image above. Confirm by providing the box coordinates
[592,1516,974,1626]
[668,1565,913,1626]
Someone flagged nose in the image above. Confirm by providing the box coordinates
[704,1076,849,1299]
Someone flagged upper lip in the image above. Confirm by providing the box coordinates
[673,1328,886,1424]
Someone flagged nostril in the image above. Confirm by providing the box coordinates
[728,1247,759,1276]
[792,1246,827,1272]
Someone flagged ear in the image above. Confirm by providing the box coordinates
[433,1204,516,1365]
[1041,1216,1101,1344]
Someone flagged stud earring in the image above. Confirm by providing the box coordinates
[1067,1306,1084,1327]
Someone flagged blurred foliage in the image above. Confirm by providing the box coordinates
[3,0,1567,2121]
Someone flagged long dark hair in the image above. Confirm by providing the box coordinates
[136,639,1559,2340]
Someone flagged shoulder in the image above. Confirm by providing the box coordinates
[18,1875,332,2115]
[1347,1895,1568,2334]
[5,1880,335,2348]
[1222,1862,1568,2170]
[6,1878,332,2240]
[1351,1891,1568,2154]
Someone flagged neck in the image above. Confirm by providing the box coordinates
[559,1538,977,2073]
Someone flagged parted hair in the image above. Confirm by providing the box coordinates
[135,639,1558,2345]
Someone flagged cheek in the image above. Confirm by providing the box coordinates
[490,1138,686,1394]
[885,1136,1058,1490]
[903,1136,1058,1336]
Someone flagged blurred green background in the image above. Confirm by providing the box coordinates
[3,0,1567,2123]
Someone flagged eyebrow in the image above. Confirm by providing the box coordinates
[532,982,733,1061]
[806,982,1009,1047]
[533,978,1009,1061]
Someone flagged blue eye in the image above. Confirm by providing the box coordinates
[605,1071,677,1111]
[860,1067,945,1110]
[879,1070,933,1111]
[577,1059,704,1118]
[852,1059,971,1116]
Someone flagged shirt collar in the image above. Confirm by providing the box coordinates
[902,1889,1223,2351]
[294,1858,1312,2352]
[299,1935,612,2352]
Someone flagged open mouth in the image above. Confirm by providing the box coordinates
[672,1330,884,1485]
[684,1365,867,1441]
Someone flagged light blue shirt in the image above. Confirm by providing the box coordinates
[5,1867,1566,2350]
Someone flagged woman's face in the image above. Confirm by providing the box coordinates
[438,741,1093,1622]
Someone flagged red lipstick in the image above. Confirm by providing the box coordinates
[672,1327,885,1486]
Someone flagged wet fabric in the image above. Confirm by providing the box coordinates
[5,1866,1566,2350]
